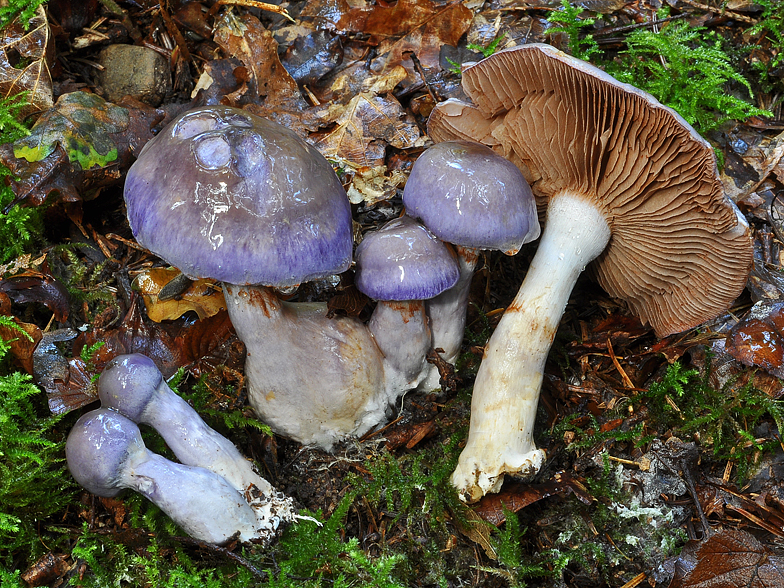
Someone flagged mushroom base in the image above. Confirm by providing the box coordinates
[224,284,392,450]
[452,192,611,502]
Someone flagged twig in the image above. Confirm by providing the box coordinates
[678,0,756,24]
[208,0,295,22]
[593,14,688,38]
[172,536,268,580]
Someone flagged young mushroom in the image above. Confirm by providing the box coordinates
[428,44,753,502]
[124,106,388,449]
[354,215,460,391]
[66,408,260,545]
[401,141,540,390]
[98,353,294,532]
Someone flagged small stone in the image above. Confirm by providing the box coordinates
[98,45,171,106]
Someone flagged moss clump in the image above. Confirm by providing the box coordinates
[0,320,76,569]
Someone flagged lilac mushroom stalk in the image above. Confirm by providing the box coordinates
[66,408,261,545]
[124,106,389,449]
[354,216,460,392]
[402,141,540,390]
[98,353,295,534]
[428,44,753,502]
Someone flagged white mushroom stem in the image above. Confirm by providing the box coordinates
[130,380,296,532]
[223,284,390,450]
[368,300,431,393]
[132,379,279,499]
[420,246,479,391]
[124,444,261,544]
[452,193,611,502]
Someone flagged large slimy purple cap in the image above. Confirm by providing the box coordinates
[355,216,459,301]
[124,106,353,286]
[66,408,144,497]
[402,141,540,254]
[98,354,163,422]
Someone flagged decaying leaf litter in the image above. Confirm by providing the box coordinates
[1,0,784,585]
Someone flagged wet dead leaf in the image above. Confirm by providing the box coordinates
[213,12,306,112]
[336,0,472,86]
[74,296,182,379]
[0,313,40,374]
[472,472,593,527]
[0,95,163,207]
[383,419,436,450]
[0,272,70,322]
[668,528,784,588]
[20,551,71,588]
[134,268,226,322]
[280,30,343,86]
[174,310,243,377]
[726,301,784,379]
[0,6,53,116]
[32,328,98,414]
[13,91,129,170]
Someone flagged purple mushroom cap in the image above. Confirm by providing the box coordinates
[355,216,459,301]
[66,408,143,497]
[98,354,162,422]
[124,106,353,286]
[402,141,540,254]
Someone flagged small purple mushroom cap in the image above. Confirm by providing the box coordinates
[355,216,459,301]
[402,141,540,254]
[98,354,162,423]
[66,408,144,497]
[124,106,352,286]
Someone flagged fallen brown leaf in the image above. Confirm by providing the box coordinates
[213,12,306,113]
[134,268,226,322]
[315,66,423,167]
[472,472,593,527]
[726,301,784,379]
[0,272,70,322]
[0,313,40,374]
[0,6,53,116]
[668,528,784,588]
[336,0,472,88]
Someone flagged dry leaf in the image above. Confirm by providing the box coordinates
[346,165,407,205]
[134,268,226,322]
[315,67,423,167]
[0,5,53,116]
[452,507,497,560]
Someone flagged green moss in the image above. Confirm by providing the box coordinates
[547,1,771,132]
[547,0,602,61]
[636,360,784,482]
[606,20,772,131]
[0,321,76,568]
[0,94,44,265]
[0,0,45,28]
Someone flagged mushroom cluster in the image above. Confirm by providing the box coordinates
[123,106,466,449]
[401,140,540,390]
[67,353,295,544]
[428,44,753,502]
